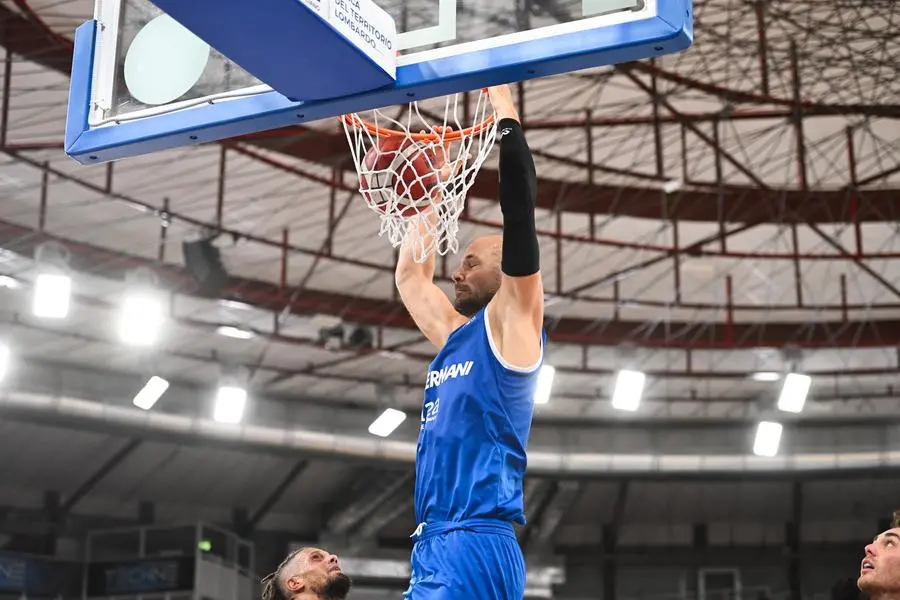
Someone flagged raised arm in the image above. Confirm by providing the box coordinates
[485,85,545,369]
[395,213,467,350]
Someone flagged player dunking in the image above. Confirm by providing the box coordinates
[395,84,544,600]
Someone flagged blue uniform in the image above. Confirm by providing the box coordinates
[404,307,544,600]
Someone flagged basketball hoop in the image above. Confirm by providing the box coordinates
[340,90,497,263]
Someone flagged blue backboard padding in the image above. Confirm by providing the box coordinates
[64,20,96,155]
[65,0,692,164]
[149,0,394,102]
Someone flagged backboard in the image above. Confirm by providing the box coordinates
[64,0,692,164]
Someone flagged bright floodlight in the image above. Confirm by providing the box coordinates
[118,292,164,346]
[611,369,645,411]
[533,365,555,405]
[0,275,21,289]
[32,273,71,318]
[133,376,169,410]
[368,408,406,437]
[0,343,9,383]
[214,385,247,423]
[216,325,255,340]
[751,371,781,382]
[777,373,811,413]
[753,421,783,457]
[662,179,683,194]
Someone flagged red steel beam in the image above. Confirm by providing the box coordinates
[846,127,863,257]
[791,223,803,307]
[215,146,227,228]
[10,0,900,352]
[14,318,900,410]
[158,198,169,262]
[840,274,848,323]
[806,221,900,303]
[625,59,900,119]
[753,1,770,96]
[12,284,900,385]
[3,4,900,227]
[725,275,734,345]
[672,216,681,304]
[0,37,11,147]
[650,58,664,177]
[789,42,808,193]
[712,118,727,253]
[104,162,113,194]
[11,144,900,301]
[246,130,900,224]
[619,66,771,192]
[38,160,48,231]
[2,219,900,350]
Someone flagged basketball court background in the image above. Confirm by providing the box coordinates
[0,1,899,599]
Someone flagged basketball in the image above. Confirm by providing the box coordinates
[360,136,441,215]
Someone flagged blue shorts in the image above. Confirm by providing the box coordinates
[403,519,526,600]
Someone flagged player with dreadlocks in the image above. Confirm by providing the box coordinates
[260,547,351,600]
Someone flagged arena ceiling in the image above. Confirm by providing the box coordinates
[0,0,899,548]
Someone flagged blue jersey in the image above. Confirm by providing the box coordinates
[414,306,545,525]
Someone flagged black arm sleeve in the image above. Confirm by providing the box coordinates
[497,118,540,277]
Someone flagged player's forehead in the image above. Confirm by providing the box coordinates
[292,547,328,566]
[873,528,900,543]
[463,236,501,259]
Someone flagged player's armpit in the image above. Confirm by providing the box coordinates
[488,272,544,368]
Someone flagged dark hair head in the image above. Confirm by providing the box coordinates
[892,509,900,529]
[260,548,304,600]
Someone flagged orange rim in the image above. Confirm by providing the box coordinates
[339,89,496,143]
[339,112,495,142]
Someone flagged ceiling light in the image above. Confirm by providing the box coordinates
[751,371,781,382]
[612,369,645,411]
[219,299,254,311]
[132,376,169,410]
[533,365,555,405]
[118,292,164,346]
[0,275,21,289]
[214,385,247,423]
[32,242,72,319]
[216,325,255,340]
[0,343,9,383]
[753,421,783,457]
[777,373,811,413]
[662,179,683,194]
[32,272,71,319]
[368,408,406,437]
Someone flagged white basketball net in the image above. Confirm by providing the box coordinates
[342,90,497,263]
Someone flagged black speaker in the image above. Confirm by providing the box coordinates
[182,239,229,295]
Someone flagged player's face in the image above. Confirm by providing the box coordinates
[286,548,351,599]
[858,528,900,596]
[452,237,501,316]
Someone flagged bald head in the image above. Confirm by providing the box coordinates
[469,234,502,258]
[452,235,503,316]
